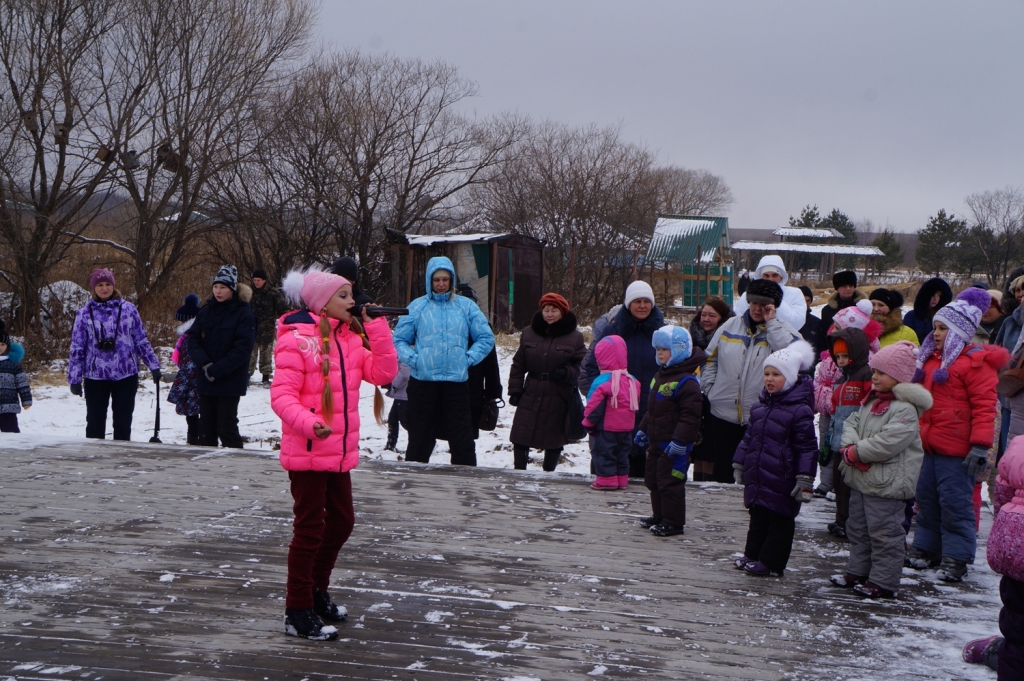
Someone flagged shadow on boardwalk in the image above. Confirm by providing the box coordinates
[0,438,1001,680]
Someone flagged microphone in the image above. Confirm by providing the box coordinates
[355,304,409,318]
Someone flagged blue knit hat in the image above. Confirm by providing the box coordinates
[652,324,693,367]
[175,294,201,322]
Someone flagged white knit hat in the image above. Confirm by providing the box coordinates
[624,280,655,307]
[763,340,815,391]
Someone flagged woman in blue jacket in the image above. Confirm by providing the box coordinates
[392,257,495,466]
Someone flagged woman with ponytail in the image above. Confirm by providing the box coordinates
[271,267,398,641]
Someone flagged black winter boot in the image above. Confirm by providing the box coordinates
[542,449,562,472]
[284,608,338,641]
[639,516,661,529]
[313,590,348,622]
[938,557,968,582]
[513,445,529,470]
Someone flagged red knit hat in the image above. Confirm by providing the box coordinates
[539,292,570,314]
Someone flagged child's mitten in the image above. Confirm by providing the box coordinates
[790,474,814,503]
[665,441,691,480]
[818,443,831,466]
[841,445,870,472]
[963,446,990,479]
[633,431,649,448]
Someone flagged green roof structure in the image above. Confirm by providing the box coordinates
[645,215,730,264]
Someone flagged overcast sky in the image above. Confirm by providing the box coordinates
[317,1,1024,233]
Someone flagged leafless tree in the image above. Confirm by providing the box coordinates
[964,186,1024,286]
[475,122,658,314]
[0,0,125,335]
[650,166,733,217]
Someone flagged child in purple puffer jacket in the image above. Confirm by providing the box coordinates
[732,340,818,577]
[582,335,641,491]
[962,433,1024,678]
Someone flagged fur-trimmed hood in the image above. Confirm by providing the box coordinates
[874,306,905,336]
[236,283,253,303]
[826,288,867,310]
[912,277,953,318]
[531,310,578,337]
[890,382,933,414]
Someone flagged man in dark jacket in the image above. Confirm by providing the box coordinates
[187,265,256,448]
[817,271,864,351]
[580,281,665,479]
[330,257,374,310]
[249,268,288,388]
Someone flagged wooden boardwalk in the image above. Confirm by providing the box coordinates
[0,440,1000,680]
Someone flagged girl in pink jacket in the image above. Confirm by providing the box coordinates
[582,335,641,490]
[272,267,398,641]
[962,433,1024,678]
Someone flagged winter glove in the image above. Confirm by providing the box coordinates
[841,445,871,472]
[664,440,691,458]
[666,442,691,480]
[790,474,814,503]
[203,363,215,383]
[70,383,82,397]
[551,367,568,382]
[818,443,831,466]
[732,462,744,485]
[151,368,162,383]
[633,431,649,448]
[508,392,522,407]
[963,446,991,479]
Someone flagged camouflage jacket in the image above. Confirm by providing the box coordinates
[250,284,288,344]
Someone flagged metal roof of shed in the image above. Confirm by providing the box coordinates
[732,241,884,256]
[645,215,729,264]
[772,227,843,239]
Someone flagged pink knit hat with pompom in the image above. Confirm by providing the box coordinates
[870,340,919,384]
[281,267,350,316]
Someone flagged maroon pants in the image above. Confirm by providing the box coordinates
[286,470,354,610]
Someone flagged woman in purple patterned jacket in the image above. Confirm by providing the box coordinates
[68,268,161,440]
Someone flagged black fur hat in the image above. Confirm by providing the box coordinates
[869,288,904,312]
[747,279,783,307]
[833,270,857,289]
[0,318,8,346]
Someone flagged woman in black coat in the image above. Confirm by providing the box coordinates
[508,293,586,471]
[187,265,256,448]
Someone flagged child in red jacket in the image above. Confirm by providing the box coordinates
[582,335,641,491]
[907,288,1009,582]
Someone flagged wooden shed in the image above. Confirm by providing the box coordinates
[385,229,545,333]
[644,215,734,308]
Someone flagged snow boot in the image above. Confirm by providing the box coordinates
[853,581,896,599]
[513,446,529,470]
[813,486,829,499]
[313,590,348,622]
[905,546,940,570]
[284,608,339,641]
[542,449,561,472]
[743,560,781,577]
[639,515,661,529]
[938,557,968,582]
[827,522,847,539]
[649,522,684,537]
[733,555,752,569]
[616,475,629,489]
[829,573,868,588]
[962,635,1002,668]
[590,476,619,490]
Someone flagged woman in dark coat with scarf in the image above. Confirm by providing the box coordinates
[903,277,953,344]
[187,265,256,448]
[508,293,586,471]
[580,281,666,478]
[688,297,731,351]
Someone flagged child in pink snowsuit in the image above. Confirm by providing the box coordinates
[582,335,641,490]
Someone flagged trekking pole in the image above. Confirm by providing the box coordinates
[150,377,162,444]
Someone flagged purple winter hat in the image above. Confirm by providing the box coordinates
[89,268,115,289]
[915,287,990,384]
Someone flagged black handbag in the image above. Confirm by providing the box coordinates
[479,398,504,431]
[565,388,587,443]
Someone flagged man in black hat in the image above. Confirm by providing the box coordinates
[817,270,865,351]
[249,268,288,388]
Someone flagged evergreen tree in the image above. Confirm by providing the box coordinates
[788,205,821,229]
[916,209,967,277]
[869,228,903,275]
[820,208,858,269]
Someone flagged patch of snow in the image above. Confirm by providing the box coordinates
[424,610,453,623]
[587,665,608,676]
[158,573,175,582]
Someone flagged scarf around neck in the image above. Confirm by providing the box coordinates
[863,388,897,415]
[603,368,639,411]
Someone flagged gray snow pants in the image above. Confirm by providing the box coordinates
[846,490,906,593]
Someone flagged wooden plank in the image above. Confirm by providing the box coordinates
[0,441,999,680]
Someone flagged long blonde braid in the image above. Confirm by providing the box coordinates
[318,314,335,423]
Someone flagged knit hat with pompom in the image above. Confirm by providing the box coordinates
[915,287,990,384]
[282,266,350,316]
[764,340,815,391]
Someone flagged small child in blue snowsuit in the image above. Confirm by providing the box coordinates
[0,319,32,433]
